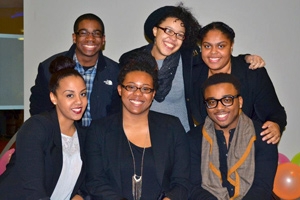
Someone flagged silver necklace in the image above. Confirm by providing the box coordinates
[127,139,146,200]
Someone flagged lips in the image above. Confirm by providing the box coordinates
[72,107,83,114]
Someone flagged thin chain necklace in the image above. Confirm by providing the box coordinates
[126,136,147,200]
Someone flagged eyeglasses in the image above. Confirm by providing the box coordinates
[204,95,240,109]
[121,84,154,94]
[75,29,103,38]
[156,26,185,40]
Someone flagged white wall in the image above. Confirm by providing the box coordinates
[24,0,300,159]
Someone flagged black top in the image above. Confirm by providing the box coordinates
[121,143,161,200]
[85,111,190,200]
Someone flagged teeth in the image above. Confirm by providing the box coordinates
[84,44,96,49]
[209,58,219,62]
[165,42,174,48]
[217,114,227,118]
[130,100,143,105]
[72,108,81,112]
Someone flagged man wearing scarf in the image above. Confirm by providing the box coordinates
[188,73,278,200]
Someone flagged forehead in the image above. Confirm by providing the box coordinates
[204,83,237,98]
[160,17,185,29]
[124,71,153,84]
[58,75,85,89]
[203,29,231,43]
[77,19,102,30]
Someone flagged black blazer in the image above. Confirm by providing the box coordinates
[85,111,190,200]
[0,109,86,200]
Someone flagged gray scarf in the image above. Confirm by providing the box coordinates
[144,44,180,102]
[201,112,256,200]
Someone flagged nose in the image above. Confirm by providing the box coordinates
[215,100,225,109]
[211,46,217,54]
[133,88,143,96]
[85,33,95,40]
[75,95,83,105]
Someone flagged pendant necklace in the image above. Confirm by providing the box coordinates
[127,137,146,200]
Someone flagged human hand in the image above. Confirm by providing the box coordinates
[261,121,281,144]
[245,55,265,69]
[71,194,84,200]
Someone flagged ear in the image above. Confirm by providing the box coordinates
[72,33,76,44]
[238,95,243,108]
[153,26,158,38]
[231,43,234,53]
[102,35,106,45]
[117,85,122,96]
[50,92,57,105]
[151,91,156,100]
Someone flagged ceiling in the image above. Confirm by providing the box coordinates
[0,0,23,34]
[0,0,23,8]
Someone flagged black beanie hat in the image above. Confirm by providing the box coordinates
[144,6,176,43]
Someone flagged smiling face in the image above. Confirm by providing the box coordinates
[151,17,185,60]
[50,75,87,124]
[201,29,233,75]
[72,19,105,66]
[118,71,155,116]
[204,82,242,132]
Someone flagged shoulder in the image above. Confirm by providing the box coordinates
[119,45,149,61]
[231,56,268,75]
[103,55,118,67]
[89,113,121,131]
[17,111,57,139]
[149,111,182,126]
[40,51,70,67]
[188,124,203,141]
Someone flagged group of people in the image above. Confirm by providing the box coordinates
[0,3,286,200]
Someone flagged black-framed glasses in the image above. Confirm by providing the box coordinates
[156,26,185,40]
[75,29,103,38]
[121,85,154,94]
[204,95,240,109]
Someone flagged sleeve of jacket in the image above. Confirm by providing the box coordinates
[255,68,287,133]
[188,126,218,200]
[29,62,54,115]
[85,120,125,200]
[163,117,190,200]
[231,56,287,133]
[243,121,278,199]
[250,67,287,133]
[15,116,52,199]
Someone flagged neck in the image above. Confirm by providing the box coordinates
[58,116,76,137]
[75,50,98,66]
[208,63,232,77]
[122,110,151,147]
[151,46,166,60]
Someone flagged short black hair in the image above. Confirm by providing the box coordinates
[49,55,84,95]
[73,13,105,35]
[198,21,235,44]
[202,73,241,94]
[118,50,159,91]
